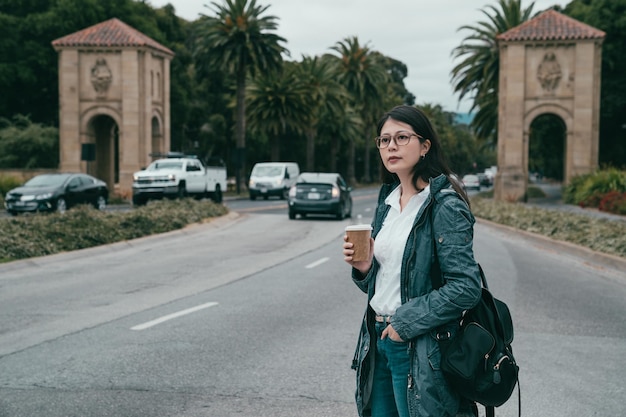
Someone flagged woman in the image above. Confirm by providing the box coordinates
[343,105,482,417]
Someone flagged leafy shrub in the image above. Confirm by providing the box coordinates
[0,175,22,195]
[563,168,626,207]
[0,198,228,263]
[578,191,605,208]
[526,186,547,199]
[598,191,626,215]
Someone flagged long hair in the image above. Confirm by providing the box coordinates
[376,105,469,205]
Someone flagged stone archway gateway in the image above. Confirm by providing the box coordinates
[52,18,174,197]
[494,10,605,202]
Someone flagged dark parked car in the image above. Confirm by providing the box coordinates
[288,172,352,220]
[476,173,491,187]
[4,173,108,215]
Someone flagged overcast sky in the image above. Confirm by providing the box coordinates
[149,0,568,113]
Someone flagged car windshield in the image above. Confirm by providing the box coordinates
[148,161,183,171]
[24,174,71,187]
[297,173,337,184]
[252,166,283,176]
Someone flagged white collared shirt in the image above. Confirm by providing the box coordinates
[369,184,430,316]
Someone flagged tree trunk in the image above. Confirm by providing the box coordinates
[234,66,247,194]
[348,138,356,186]
[362,126,373,183]
[270,135,280,161]
[306,129,315,171]
[330,139,338,173]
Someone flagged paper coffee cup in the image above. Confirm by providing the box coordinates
[345,224,373,262]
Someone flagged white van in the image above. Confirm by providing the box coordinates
[248,162,300,200]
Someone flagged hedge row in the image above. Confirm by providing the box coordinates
[471,197,626,258]
[0,198,228,263]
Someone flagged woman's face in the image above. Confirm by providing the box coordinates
[378,118,428,179]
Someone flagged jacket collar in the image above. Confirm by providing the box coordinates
[380,173,452,204]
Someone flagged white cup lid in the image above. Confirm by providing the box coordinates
[345,224,373,231]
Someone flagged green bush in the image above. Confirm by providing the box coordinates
[598,192,626,215]
[0,198,228,263]
[563,168,626,207]
[526,186,547,199]
[0,175,22,195]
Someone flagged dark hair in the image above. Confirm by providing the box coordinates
[376,105,469,205]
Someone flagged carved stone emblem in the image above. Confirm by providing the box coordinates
[90,58,112,98]
[537,52,562,93]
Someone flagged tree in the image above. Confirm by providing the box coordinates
[245,62,312,161]
[194,0,288,193]
[419,104,482,176]
[0,115,59,168]
[330,37,389,185]
[376,53,415,106]
[564,0,626,167]
[317,104,363,175]
[293,55,350,171]
[450,0,536,145]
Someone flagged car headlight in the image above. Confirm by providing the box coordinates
[133,174,139,181]
[288,186,296,198]
[35,193,53,200]
[331,186,340,198]
[249,180,256,187]
[168,174,176,181]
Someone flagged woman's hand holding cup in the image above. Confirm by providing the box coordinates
[343,224,374,275]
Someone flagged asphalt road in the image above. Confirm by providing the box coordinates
[0,191,624,417]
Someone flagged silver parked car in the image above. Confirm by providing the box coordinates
[462,174,481,191]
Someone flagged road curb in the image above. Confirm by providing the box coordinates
[476,217,626,275]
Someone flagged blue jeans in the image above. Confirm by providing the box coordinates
[370,321,411,417]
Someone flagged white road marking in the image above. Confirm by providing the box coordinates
[130,301,219,331]
[306,257,329,269]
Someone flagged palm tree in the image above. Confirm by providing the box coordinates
[194,0,288,193]
[294,55,350,171]
[245,62,312,161]
[450,0,536,145]
[317,104,363,174]
[330,37,389,185]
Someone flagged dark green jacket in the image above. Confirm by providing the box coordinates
[351,174,482,417]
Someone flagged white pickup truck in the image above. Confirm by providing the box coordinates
[132,154,227,206]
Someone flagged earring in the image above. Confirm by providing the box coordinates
[421,154,426,160]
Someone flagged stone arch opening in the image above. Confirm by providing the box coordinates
[529,113,566,182]
[84,114,119,190]
[151,113,164,158]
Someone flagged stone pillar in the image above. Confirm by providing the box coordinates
[119,49,141,193]
[58,49,82,173]
[495,43,528,202]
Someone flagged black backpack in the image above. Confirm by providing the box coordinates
[431,264,520,417]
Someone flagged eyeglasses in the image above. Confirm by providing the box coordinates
[375,131,420,149]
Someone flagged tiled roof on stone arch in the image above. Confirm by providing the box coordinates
[52,18,174,56]
[497,9,605,42]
